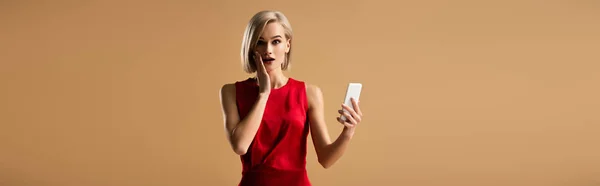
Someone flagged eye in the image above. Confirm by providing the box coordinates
[257,40,266,46]
[272,40,281,44]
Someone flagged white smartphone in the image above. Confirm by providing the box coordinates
[340,83,362,122]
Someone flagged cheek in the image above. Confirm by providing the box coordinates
[276,44,287,55]
[278,46,288,63]
[255,46,265,52]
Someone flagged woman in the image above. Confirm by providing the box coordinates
[219,10,363,186]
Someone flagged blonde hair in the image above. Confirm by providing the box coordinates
[240,10,293,73]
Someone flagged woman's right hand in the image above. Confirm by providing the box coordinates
[254,51,271,95]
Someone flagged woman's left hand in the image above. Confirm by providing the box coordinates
[337,98,363,131]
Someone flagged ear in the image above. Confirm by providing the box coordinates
[285,39,291,53]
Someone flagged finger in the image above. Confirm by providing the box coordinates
[338,109,360,123]
[254,52,263,66]
[337,115,351,125]
[255,52,268,73]
[341,104,361,123]
[337,117,354,128]
[343,122,353,128]
[341,110,357,125]
[336,117,344,124]
[341,104,360,123]
[351,98,363,116]
[254,51,262,63]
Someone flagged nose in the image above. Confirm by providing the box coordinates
[265,43,273,55]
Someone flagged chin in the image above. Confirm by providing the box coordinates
[265,63,281,72]
[266,68,276,73]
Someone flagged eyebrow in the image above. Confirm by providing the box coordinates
[259,35,282,40]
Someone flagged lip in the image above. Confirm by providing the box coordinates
[263,57,275,62]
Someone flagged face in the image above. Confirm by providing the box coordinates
[255,22,291,73]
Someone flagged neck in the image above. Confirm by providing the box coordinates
[256,69,288,89]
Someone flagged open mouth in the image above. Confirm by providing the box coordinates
[263,57,275,63]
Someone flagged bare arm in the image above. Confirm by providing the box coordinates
[307,84,363,169]
[219,84,269,155]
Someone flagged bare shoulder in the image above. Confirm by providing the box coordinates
[219,83,236,101]
[304,82,324,109]
[221,83,235,92]
[305,83,322,97]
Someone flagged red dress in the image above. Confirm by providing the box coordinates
[235,77,311,186]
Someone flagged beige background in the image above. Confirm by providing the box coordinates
[1,0,599,185]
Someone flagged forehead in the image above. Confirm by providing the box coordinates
[259,22,285,39]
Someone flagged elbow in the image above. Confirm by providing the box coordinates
[234,149,247,156]
[232,143,248,155]
[233,146,248,155]
[229,136,248,155]
[318,158,332,169]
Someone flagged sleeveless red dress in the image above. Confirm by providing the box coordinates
[235,77,311,186]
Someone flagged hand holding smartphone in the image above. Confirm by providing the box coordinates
[340,83,362,122]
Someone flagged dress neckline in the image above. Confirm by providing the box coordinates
[248,77,293,91]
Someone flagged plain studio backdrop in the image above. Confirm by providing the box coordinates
[1,0,599,185]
